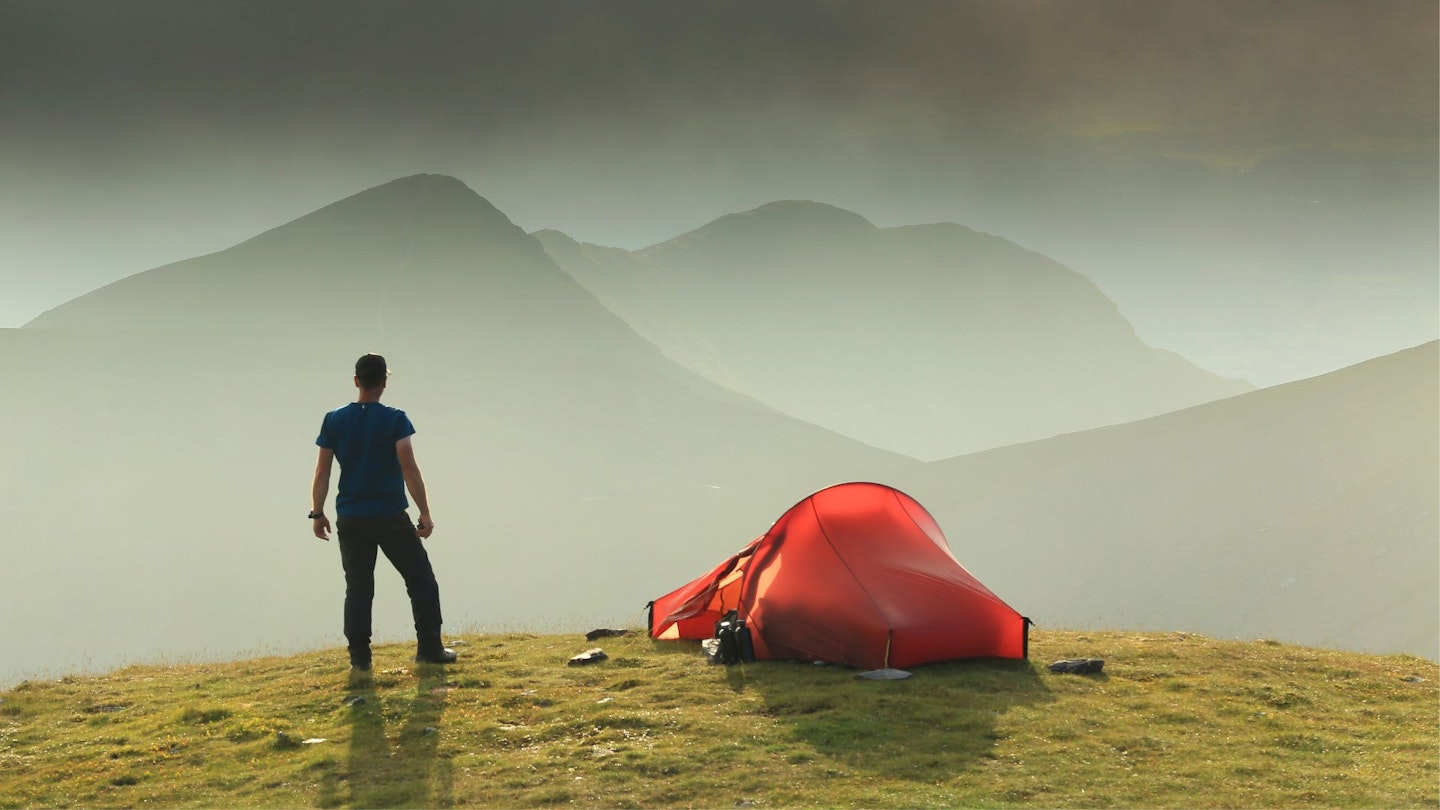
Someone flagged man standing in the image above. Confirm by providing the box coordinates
[310,353,457,672]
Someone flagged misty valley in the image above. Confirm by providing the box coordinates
[1,174,1434,688]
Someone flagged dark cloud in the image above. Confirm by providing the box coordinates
[0,1,1434,384]
[4,1,1433,151]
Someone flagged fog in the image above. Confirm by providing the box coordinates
[536,203,1251,460]
[1,174,1434,688]
[1,3,1436,685]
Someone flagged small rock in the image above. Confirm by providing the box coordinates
[586,628,630,641]
[301,738,328,745]
[1401,676,1427,683]
[596,696,614,704]
[422,726,438,735]
[568,648,608,666]
[344,696,366,707]
[1049,658,1105,675]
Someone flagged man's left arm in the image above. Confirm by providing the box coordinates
[396,435,433,538]
[311,448,334,540]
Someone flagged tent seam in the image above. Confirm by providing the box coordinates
[885,487,1006,603]
[807,494,895,651]
[884,486,951,554]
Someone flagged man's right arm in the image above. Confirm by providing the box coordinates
[396,435,433,538]
[311,448,334,540]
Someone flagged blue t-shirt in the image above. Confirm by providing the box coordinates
[316,402,417,518]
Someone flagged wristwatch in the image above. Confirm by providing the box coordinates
[308,510,324,520]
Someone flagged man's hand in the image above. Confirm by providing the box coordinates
[313,515,332,541]
[416,513,434,539]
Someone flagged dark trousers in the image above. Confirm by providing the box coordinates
[337,513,444,665]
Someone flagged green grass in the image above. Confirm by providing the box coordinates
[0,630,1434,808]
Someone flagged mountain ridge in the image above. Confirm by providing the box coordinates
[21,174,640,354]
[539,201,1252,459]
[229,172,535,254]
[21,174,1253,461]
[893,340,1439,659]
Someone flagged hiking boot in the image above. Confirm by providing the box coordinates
[415,648,458,665]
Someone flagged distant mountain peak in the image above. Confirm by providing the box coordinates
[354,173,484,205]
[746,200,873,225]
[24,173,576,334]
[655,199,874,253]
[530,228,578,246]
[713,200,874,233]
[303,172,493,218]
[234,172,530,251]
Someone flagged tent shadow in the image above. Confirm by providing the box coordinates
[727,656,1053,783]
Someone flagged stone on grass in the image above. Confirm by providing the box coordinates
[568,648,608,666]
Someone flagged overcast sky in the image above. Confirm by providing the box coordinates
[2,1,1435,383]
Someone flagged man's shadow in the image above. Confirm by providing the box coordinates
[331,668,454,808]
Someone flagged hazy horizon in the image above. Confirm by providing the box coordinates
[3,1,1436,386]
[1,2,1436,686]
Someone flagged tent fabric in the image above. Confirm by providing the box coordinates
[649,482,1027,669]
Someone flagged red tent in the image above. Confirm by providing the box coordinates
[649,482,1028,668]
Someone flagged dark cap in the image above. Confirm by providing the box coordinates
[355,353,389,382]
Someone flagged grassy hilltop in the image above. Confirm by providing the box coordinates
[0,630,1435,809]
